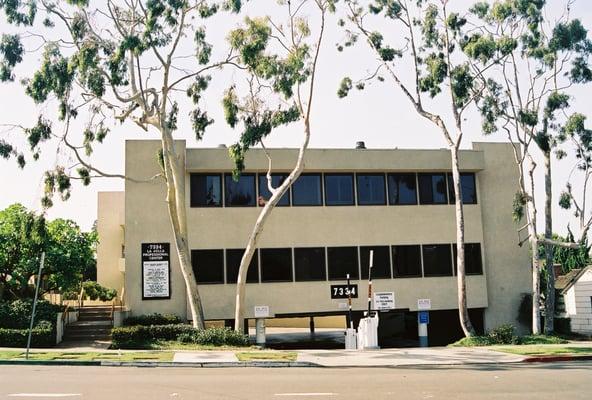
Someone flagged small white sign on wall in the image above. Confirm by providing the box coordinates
[254,305,270,318]
[374,292,395,310]
[417,298,432,310]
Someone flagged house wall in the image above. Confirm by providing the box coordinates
[571,269,592,334]
[118,140,531,336]
[96,191,125,292]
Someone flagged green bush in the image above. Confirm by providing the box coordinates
[82,281,117,301]
[518,335,568,345]
[487,324,519,345]
[123,313,183,326]
[111,324,195,349]
[0,300,62,329]
[111,325,249,349]
[0,320,54,347]
[554,318,571,334]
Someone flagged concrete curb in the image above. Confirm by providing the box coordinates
[523,355,592,363]
[100,361,318,368]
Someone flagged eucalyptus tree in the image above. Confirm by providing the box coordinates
[0,0,246,329]
[467,0,592,334]
[336,0,511,337]
[558,113,592,243]
[223,0,335,331]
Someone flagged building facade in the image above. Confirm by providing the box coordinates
[97,140,532,345]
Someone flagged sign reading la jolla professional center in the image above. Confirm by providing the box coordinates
[142,243,170,299]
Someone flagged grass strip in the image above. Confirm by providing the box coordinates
[493,345,592,356]
[0,351,173,362]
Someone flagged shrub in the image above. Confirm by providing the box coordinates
[123,313,183,326]
[111,324,194,349]
[487,324,519,345]
[554,317,571,334]
[82,281,117,301]
[0,320,54,347]
[111,325,250,349]
[0,300,62,329]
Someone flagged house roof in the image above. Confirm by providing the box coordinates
[555,266,592,294]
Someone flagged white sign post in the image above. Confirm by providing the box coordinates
[417,299,431,347]
[254,306,270,347]
[373,292,395,310]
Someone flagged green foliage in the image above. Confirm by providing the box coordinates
[0,299,62,329]
[369,0,402,19]
[123,313,183,326]
[0,204,96,300]
[512,191,527,223]
[540,231,591,274]
[418,53,447,97]
[0,0,37,26]
[179,327,250,347]
[82,281,116,301]
[488,324,519,345]
[110,324,195,349]
[0,321,54,348]
[337,77,353,98]
[25,45,75,104]
[0,34,24,81]
[462,34,496,63]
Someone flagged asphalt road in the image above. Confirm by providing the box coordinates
[1,362,591,399]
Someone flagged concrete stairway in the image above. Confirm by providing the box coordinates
[63,306,113,342]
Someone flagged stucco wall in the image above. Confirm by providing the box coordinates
[473,142,532,333]
[119,140,530,328]
[96,191,125,292]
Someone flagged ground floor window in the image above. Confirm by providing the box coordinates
[192,249,224,284]
[422,244,453,277]
[294,247,326,281]
[225,249,259,283]
[360,246,391,279]
[327,246,359,280]
[260,248,293,282]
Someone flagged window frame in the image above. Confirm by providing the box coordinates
[260,248,294,283]
[391,244,423,278]
[324,173,355,206]
[225,248,260,284]
[294,247,327,282]
[224,173,256,207]
[327,246,360,281]
[258,173,291,207]
[356,173,387,206]
[418,173,449,205]
[291,173,323,206]
[422,243,454,277]
[387,173,418,206]
[447,172,478,205]
[190,173,223,208]
[191,249,225,284]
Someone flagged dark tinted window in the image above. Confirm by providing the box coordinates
[422,244,453,277]
[453,243,483,275]
[392,245,422,277]
[192,249,224,284]
[327,247,359,280]
[258,174,290,206]
[292,174,322,206]
[356,174,386,205]
[294,247,326,281]
[388,173,417,205]
[225,174,256,206]
[226,249,259,283]
[325,174,354,206]
[360,246,391,279]
[260,248,293,282]
[190,174,222,207]
[418,173,448,205]
[447,173,478,204]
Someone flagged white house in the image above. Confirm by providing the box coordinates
[556,266,592,335]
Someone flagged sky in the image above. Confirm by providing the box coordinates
[1,0,592,237]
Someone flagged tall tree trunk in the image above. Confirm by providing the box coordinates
[525,157,541,334]
[543,152,555,334]
[161,133,205,329]
[450,146,475,337]
[234,124,310,331]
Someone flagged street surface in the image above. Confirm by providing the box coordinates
[1,362,591,399]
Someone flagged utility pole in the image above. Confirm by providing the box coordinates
[26,252,45,360]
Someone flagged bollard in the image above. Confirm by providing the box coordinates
[256,318,266,347]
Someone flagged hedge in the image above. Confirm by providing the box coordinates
[111,325,249,349]
[111,324,195,348]
[0,320,54,347]
[123,313,183,326]
[0,300,62,329]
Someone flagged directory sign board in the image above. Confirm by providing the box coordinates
[142,243,171,300]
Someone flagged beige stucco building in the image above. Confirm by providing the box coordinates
[97,140,531,345]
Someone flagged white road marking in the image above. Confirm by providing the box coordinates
[7,394,81,398]
[274,393,336,397]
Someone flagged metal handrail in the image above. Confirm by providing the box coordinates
[77,286,85,310]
